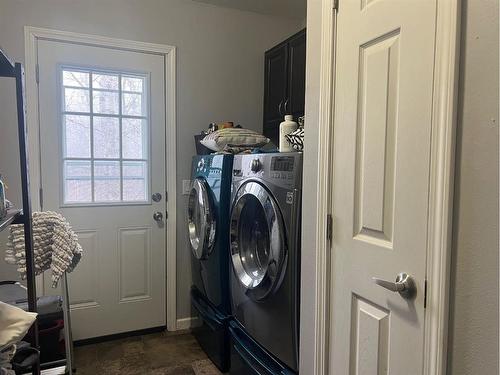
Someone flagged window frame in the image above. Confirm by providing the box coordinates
[58,65,152,207]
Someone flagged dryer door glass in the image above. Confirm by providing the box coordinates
[187,178,216,259]
[230,181,286,300]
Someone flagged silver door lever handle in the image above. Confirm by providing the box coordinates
[372,273,416,299]
[153,211,163,222]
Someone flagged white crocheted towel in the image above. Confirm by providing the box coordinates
[5,211,83,288]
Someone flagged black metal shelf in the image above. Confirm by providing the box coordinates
[0,47,15,78]
[1,47,40,374]
[0,209,22,233]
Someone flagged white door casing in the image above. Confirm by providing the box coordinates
[24,28,178,337]
[317,1,460,375]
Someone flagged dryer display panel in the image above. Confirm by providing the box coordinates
[271,156,295,172]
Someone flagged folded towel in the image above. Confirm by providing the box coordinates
[5,211,83,287]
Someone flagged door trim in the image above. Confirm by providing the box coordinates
[24,26,178,332]
[302,0,461,374]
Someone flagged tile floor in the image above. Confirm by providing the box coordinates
[73,331,223,375]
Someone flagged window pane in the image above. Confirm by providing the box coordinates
[64,160,91,203]
[122,118,147,159]
[93,90,119,114]
[94,161,120,202]
[63,71,89,88]
[61,68,151,206]
[64,115,90,158]
[93,74,118,90]
[123,161,147,201]
[122,76,143,93]
[122,93,144,116]
[64,88,90,112]
[94,116,120,158]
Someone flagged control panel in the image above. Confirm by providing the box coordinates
[195,155,223,178]
[232,153,302,188]
[196,157,209,173]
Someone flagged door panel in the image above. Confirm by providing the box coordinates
[263,119,280,147]
[37,40,166,340]
[287,31,306,118]
[67,230,98,308]
[330,0,437,373]
[264,45,288,123]
[354,30,399,247]
[118,227,151,302]
[350,296,389,375]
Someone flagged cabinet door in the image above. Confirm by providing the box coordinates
[264,44,289,123]
[263,118,281,147]
[287,30,307,118]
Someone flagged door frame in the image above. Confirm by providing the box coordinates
[301,0,461,374]
[23,26,178,331]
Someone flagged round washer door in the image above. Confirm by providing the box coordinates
[187,178,216,260]
[230,181,287,300]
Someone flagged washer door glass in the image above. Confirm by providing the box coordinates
[187,178,216,260]
[230,181,286,300]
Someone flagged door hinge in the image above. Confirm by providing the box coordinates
[35,63,39,84]
[326,214,333,242]
[333,0,339,11]
[39,187,43,210]
[424,279,428,309]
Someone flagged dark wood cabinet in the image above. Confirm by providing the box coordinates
[263,29,306,145]
[264,45,288,123]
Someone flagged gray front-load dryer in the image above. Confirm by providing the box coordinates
[229,152,302,372]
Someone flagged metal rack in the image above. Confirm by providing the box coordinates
[1,47,40,375]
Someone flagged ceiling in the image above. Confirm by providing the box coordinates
[191,0,306,20]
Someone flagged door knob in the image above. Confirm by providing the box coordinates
[372,273,417,299]
[153,211,163,222]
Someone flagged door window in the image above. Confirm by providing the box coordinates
[230,181,287,299]
[61,67,149,204]
[238,195,271,283]
[187,178,216,259]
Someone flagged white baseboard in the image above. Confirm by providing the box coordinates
[176,316,201,330]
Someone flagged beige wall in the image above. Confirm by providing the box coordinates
[447,0,499,373]
[0,0,302,320]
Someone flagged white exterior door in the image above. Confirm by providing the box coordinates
[330,0,437,373]
[37,39,166,340]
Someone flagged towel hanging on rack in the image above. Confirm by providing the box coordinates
[5,211,83,287]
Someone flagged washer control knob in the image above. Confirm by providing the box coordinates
[251,158,261,173]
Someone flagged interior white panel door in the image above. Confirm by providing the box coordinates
[37,39,166,340]
[330,0,437,373]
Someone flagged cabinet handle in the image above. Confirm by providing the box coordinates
[284,98,290,114]
[278,100,284,116]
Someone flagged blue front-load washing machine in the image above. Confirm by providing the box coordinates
[187,154,233,372]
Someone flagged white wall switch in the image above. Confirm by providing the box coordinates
[182,180,192,195]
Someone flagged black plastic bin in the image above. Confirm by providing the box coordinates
[194,134,212,155]
[0,281,65,364]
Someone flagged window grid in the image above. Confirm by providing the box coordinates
[61,67,149,205]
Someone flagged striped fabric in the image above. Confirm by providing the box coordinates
[285,126,304,151]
